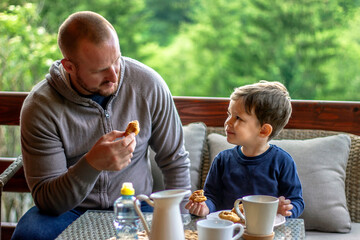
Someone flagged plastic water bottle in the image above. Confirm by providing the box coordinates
[113,182,140,240]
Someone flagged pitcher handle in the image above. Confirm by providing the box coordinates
[231,223,244,240]
[234,198,246,222]
[134,194,155,238]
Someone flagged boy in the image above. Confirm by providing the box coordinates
[185,80,304,218]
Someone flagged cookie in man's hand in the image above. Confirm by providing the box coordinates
[124,120,140,136]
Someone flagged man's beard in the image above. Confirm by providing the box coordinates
[76,72,118,97]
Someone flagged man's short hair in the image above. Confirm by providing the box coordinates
[58,11,116,60]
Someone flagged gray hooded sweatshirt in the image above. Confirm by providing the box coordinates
[20,57,191,215]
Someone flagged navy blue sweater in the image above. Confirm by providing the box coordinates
[203,145,304,218]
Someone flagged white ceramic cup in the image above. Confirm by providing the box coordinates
[234,195,279,235]
[197,219,244,240]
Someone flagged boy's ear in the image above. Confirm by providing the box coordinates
[260,123,272,137]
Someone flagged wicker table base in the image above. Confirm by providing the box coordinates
[56,210,305,240]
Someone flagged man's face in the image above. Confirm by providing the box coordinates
[69,30,121,96]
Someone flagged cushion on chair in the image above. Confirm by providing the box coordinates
[306,223,360,239]
[150,122,207,192]
[207,133,352,233]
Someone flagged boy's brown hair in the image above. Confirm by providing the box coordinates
[230,80,292,140]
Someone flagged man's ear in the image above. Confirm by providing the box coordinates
[61,58,76,74]
[260,123,272,138]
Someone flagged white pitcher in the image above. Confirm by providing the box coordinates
[134,189,190,240]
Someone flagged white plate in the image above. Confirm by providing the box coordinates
[207,210,286,227]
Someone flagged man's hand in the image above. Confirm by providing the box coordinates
[185,200,209,217]
[277,196,293,217]
[84,130,136,171]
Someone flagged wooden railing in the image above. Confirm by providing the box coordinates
[1,91,360,239]
[173,96,360,135]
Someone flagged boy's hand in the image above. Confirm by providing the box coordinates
[277,196,293,217]
[185,200,209,217]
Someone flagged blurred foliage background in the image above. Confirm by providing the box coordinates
[1,0,360,222]
[1,0,360,100]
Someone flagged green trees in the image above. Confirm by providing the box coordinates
[320,8,360,100]
[38,0,147,59]
[0,3,60,92]
[143,0,195,45]
[1,0,360,99]
[143,0,358,99]
[231,0,344,100]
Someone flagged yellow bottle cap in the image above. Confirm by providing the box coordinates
[121,182,135,195]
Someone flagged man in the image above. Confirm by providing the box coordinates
[12,11,191,240]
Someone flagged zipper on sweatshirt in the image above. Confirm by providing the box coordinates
[104,110,110,119]
[103,109,113,133]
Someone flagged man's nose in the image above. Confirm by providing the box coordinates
[107,65,118,82]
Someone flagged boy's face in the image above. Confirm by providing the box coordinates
[225,99,262,146]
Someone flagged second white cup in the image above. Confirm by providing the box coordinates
[234,195,279,235]
[197,219,244,240]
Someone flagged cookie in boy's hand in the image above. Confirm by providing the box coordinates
[125,120,140,136]
[189,189,207,202]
